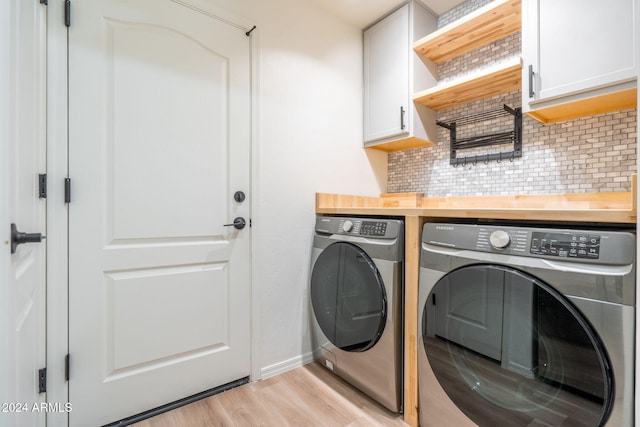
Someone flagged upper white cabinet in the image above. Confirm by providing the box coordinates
[522,0,639,123]
[363,2,438,152]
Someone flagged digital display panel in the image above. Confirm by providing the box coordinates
[360,221,387,236]
[530,232,600,259]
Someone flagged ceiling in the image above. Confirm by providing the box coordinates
[309,0,467,28]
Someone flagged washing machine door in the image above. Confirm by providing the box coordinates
[422,264,613,426]
[311,242,386,352]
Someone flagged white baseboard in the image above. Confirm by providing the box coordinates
[259,352,315,380]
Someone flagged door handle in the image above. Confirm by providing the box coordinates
[10,223,45,254]
[528,65,535,98]
[223,217,246,230]
[400,106,406,130]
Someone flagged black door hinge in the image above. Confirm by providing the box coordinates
[64,178,71,203]
[40,0,48,5]
[64,354,70,381]
[38,368,47,393]
[38,174,47,199]
[64,0,71,27]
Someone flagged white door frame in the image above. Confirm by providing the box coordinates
[45,2,70,425]
[45,1,261,425]
[0,0,12,408]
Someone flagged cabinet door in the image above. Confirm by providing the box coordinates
[363,5,409,144]
[524,0,637,104]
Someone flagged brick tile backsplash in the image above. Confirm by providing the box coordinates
[387,0,638,196]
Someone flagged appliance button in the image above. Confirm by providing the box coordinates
[489,230,511,249]
[343,220,354,233]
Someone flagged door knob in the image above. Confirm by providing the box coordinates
[10,223,45,254]
[223,217,246,230]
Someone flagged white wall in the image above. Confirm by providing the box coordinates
[209,0,387,376]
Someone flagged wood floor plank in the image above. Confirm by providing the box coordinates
[262,371,356,425]
[304,363,407,426]
[197,398,240,427]
[131,362,408,427]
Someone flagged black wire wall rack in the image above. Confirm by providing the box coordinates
[437,104,522,167]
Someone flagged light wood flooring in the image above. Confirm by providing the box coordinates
[132,362,408,427]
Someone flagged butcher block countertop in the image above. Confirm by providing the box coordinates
[316,185,637,223]
[315,180,636,427]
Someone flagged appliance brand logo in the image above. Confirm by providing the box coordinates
[435,225,454,231]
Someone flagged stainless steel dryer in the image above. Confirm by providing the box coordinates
[310,216,404,412]
[418,222,635,427]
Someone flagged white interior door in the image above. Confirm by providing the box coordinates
[68,1,251,425]
[4,1,48,426]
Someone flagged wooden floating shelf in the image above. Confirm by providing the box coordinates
[413,57,522,110]
[413,0,521,64]
[364,136,434,153]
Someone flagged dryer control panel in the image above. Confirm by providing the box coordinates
[530,231,600,259]
[315,216,402,240]
[360,221,388,236]
[422,223,635,265]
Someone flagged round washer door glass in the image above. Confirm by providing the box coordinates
[422,264,613,426]
[311,242,386,352]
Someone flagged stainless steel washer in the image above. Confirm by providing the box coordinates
[310,216,404,412]
[418,222,635,426]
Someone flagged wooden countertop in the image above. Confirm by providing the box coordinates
[316,185,637,223]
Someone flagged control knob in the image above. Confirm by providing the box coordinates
[343,220,354,233]
[489,230,510,249]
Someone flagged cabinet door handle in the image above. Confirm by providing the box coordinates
[400,106,406,130]
[528,65,535,98]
